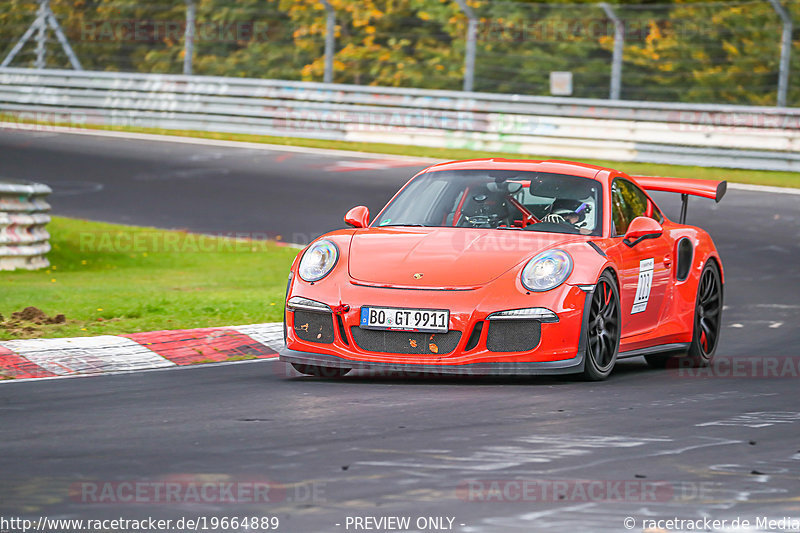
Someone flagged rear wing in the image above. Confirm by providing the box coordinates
[631,175,727,224]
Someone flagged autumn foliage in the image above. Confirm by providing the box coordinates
[1,0,798,105]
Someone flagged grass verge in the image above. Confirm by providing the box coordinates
[2,115,798,189]
[0,217,298,340]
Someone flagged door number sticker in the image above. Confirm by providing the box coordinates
[632,258,654,314]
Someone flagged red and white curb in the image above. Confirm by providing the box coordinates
[0,323,284,383]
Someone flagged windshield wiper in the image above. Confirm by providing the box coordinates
[380,223,429,227]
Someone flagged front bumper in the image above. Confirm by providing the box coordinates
[280,273,592,375]
[281,348,585,376]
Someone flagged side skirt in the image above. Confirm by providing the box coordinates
[618,343,690,359]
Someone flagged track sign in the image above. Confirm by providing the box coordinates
[550,72,573,96]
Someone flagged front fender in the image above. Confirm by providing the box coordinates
[563,240,617,287]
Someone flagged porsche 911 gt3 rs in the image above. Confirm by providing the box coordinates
[280,159,725,380]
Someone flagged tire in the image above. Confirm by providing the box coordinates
[684,261,723,367]
[582,271,621,381]
[292,363,351,378]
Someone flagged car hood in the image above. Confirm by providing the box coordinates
[348,227,585,288]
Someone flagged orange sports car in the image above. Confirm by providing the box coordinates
[280,159,726,380]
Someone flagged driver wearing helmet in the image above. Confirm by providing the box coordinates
[542,199,593,234]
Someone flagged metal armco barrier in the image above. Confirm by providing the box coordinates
[0,68,798,173]
[0,179,52,271]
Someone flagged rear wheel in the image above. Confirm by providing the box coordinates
[582,272,621,381]
[685,261,723,367]
[292,363,351,378]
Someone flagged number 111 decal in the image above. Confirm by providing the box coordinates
[632,258,654,314]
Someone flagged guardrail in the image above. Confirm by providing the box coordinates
[0,179,52,271]
[0,68,798,172]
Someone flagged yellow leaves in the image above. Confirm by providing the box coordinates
[300,63,316,81]
[645,20,662,47]
[722,41,740,57]
[419,11,431,21]
[365,25,377,35]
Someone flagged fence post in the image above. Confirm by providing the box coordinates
[319,0,335,83]
[454,0,477,92]
[768,0,792,107]
[45,2,82,70]
[599,2,623,100]
[183,0,196,75]
[34,0,48,69]
[3,0,82,69]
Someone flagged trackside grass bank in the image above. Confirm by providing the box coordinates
[1,116,798,189]
[0,217,298,340]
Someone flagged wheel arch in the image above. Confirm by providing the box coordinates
[704,253,724,286]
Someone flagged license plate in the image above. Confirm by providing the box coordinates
[360,306,449,333]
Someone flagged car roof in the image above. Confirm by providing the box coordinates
[422,158,610,180]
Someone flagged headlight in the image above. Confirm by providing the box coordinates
[521,249,573,292]
[298,239,339,282]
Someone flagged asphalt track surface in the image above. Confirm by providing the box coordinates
[1,130,799,532]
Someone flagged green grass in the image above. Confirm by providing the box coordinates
[2,113,798,189]
[0,217,298,340]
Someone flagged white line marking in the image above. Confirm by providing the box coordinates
[518,503,597,521]
[696,412,800,428]
[0,123,443,163]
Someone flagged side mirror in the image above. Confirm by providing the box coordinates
[623,216,663,247]
[344,206,370,228]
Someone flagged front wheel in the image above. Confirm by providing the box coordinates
[291,363,351,378]
[582,271,621,381]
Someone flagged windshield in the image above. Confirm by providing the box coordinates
[374,169,603,236]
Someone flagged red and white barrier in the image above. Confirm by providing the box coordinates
[0,323,283,381]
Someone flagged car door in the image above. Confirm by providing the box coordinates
[606,178,672,337]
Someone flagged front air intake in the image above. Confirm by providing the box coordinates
[293,310,334,344]
[486,320,541,352]
[350,328,462,355]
